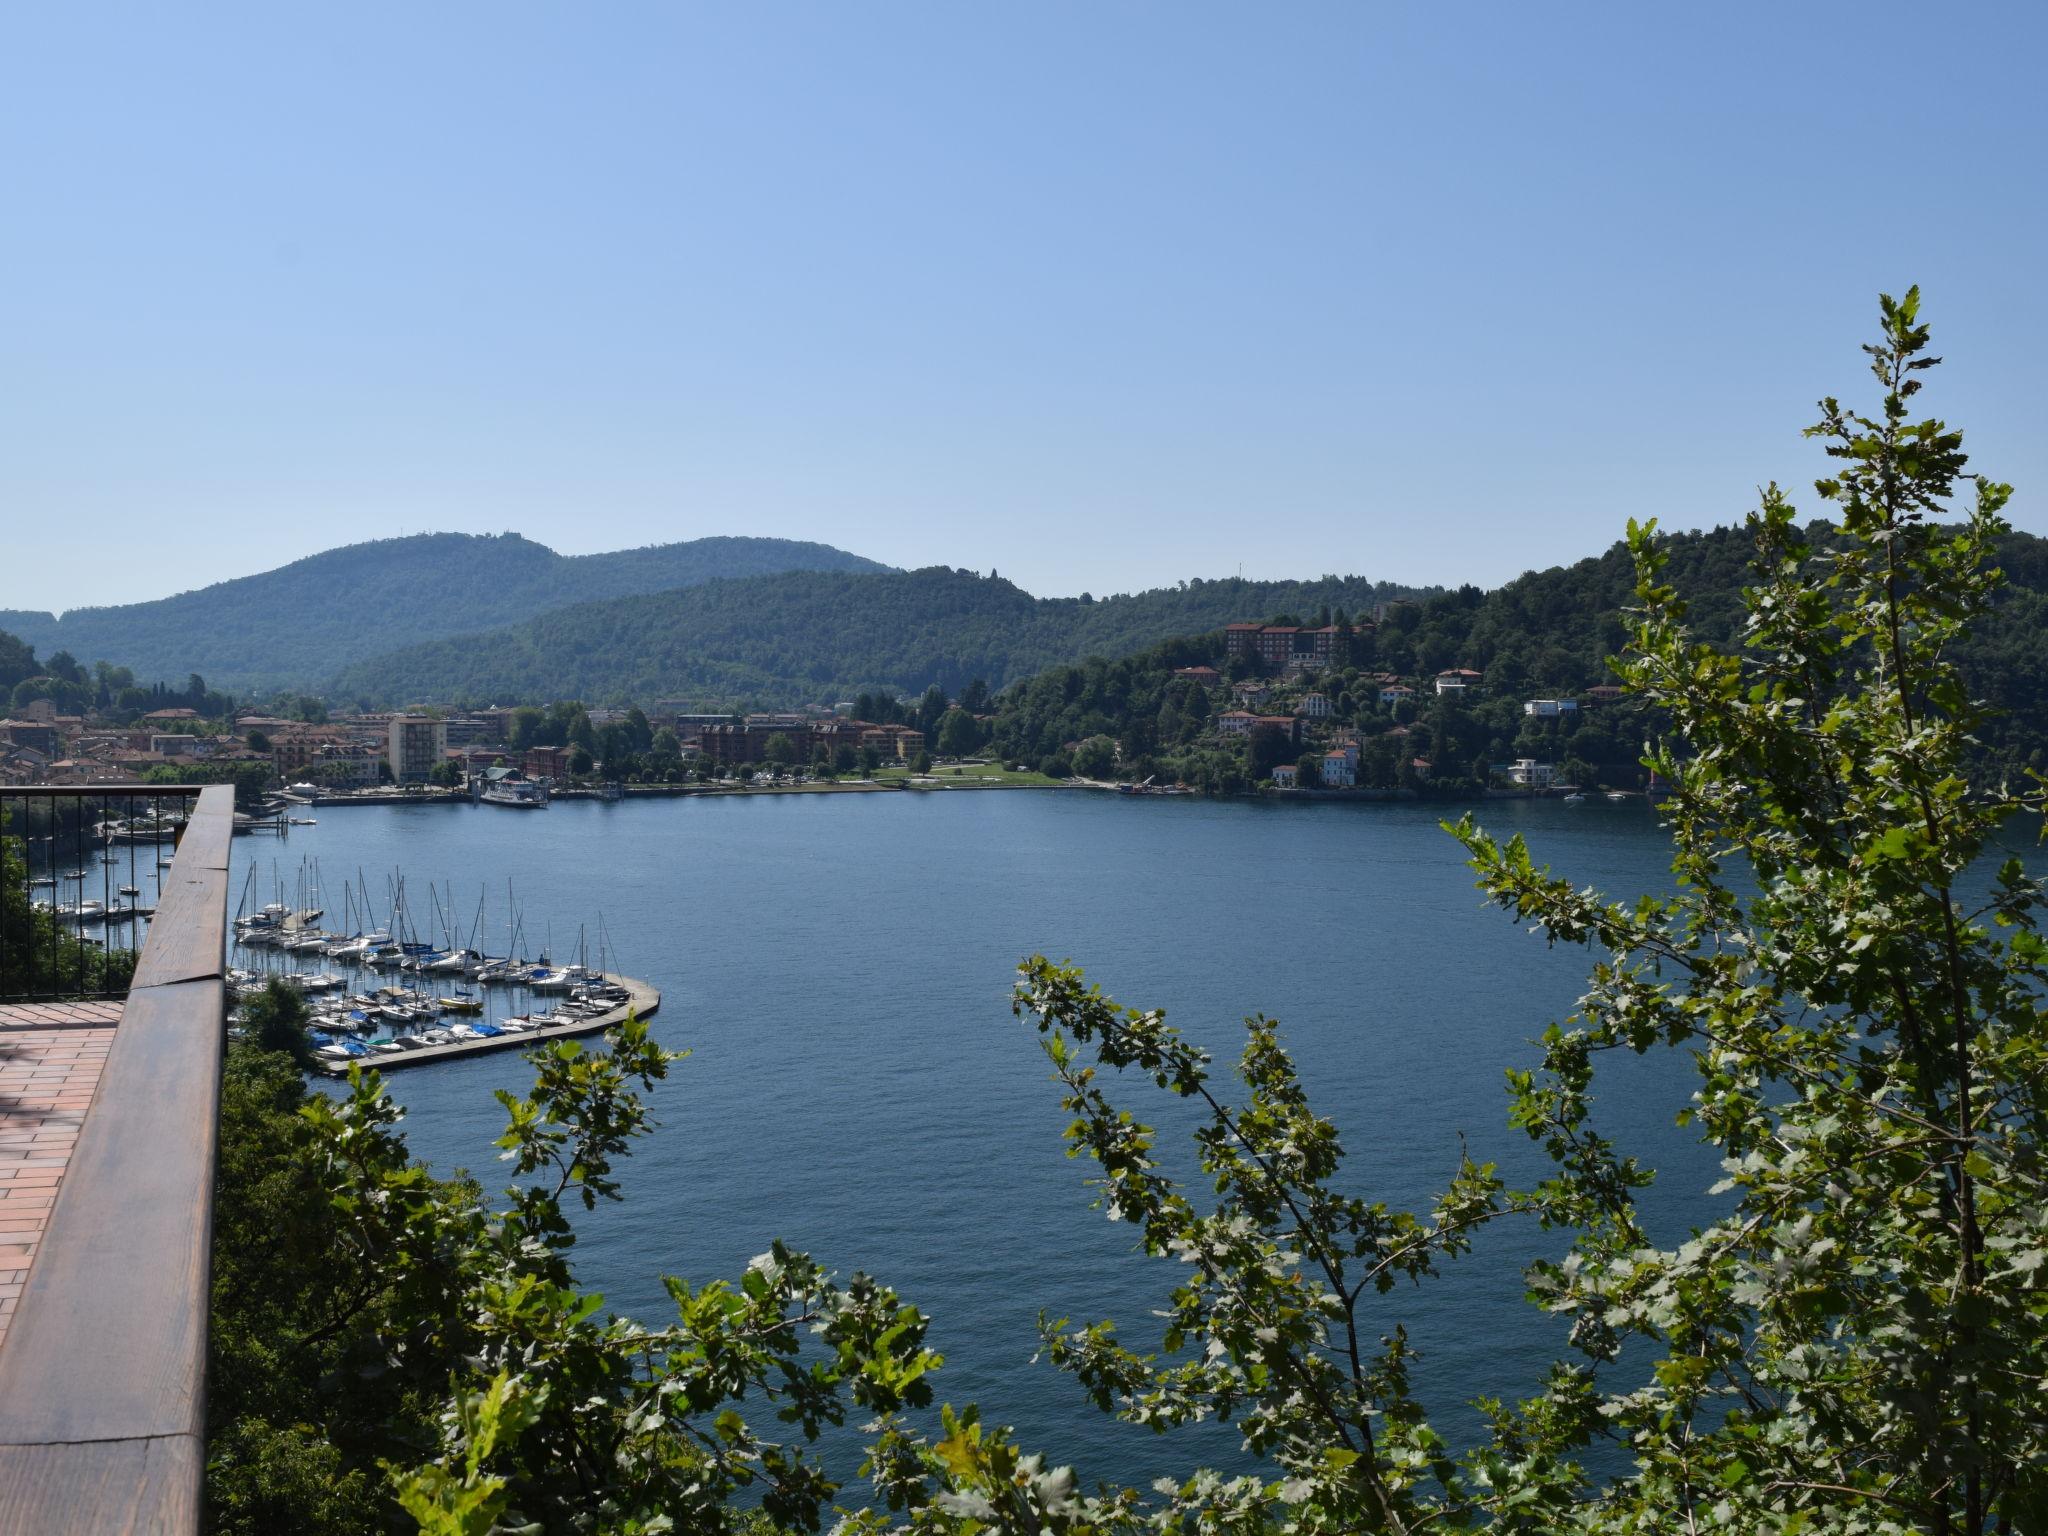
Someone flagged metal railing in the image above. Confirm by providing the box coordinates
[1,787,202,1003]
[0,783,234,1533]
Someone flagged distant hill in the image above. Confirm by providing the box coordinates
[324,567,1431,707]
[0,533,891,692]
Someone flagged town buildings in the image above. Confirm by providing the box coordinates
[386,715,448,783]
[1222,623,1354,673]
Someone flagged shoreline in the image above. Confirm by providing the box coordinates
[292,775,1076,808]
[283,778,1639,812]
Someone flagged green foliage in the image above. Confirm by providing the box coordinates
[239,978,318,1069]
[935,708,983,757]
[1070,736,1117,779]
[0,626,39,691]
[0,533,890,694]
[1442,288,2045,1532]
[143,758,273,809]
[209,1017,950,1534]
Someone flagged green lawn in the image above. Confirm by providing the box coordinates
[876,763,1067,789]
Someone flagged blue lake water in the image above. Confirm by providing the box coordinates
[230,789,1713,1492]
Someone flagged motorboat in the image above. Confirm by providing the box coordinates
[528,965,590,994]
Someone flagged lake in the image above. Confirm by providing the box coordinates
[230,789,1712,1492]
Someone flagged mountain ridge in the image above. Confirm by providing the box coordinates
[0,532,892,691]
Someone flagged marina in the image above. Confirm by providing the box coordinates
[227,857,649,1072]
[294,972,659,1074]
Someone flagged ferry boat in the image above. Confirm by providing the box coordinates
[481,779,547,808]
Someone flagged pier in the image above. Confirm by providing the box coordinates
[312,974,661,1075]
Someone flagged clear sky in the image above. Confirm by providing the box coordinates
[3,3,2043,612]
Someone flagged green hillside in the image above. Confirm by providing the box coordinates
[984,522,2048,791]
[324,567,1431,707]
[0,533,890,692]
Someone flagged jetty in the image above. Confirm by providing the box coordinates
[312,973,661,1075]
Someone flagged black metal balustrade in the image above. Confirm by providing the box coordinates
[1,787,200,1002]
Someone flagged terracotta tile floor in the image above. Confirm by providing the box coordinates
[0,1001,121,1351]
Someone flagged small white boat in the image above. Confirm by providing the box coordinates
[528,965,589,994]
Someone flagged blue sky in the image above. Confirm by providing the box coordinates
[2,3,2042,611]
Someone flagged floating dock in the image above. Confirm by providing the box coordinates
[314,974,661,1075]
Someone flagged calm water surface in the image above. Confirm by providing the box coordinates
[231,790,1712,1489]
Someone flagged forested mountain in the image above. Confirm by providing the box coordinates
[324,568,1430,707]
[0,533,890,692]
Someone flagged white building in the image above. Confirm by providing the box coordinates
[1217,710,1255,737]
[1523,698,1580,718]
[387,715,448,783]
[1322,749,1357,788]
[1271,763,1298,788]
[1435,669,1482,698]
[1378,686,1413,706]
[1507,758,1557,789]
[1297,693,1333,720]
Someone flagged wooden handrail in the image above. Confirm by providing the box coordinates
[0,784,234,1535]
[0,786,209,799]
